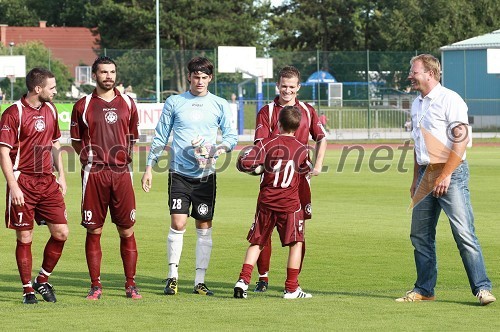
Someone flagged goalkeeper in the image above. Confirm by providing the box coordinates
[141,56,237,297]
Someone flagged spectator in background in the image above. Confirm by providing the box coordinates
[229,93,238,130]
[116,82,125,94]
[125,85,137,101]
[319,111,328,131]
[0,87,5,105]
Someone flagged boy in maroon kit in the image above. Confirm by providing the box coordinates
[252,66,327,292]
[71,56,141,300]
[0,68,69,304]
[234,106,312,299]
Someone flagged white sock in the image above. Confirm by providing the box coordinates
[195,228,212,285]
[167,228,185,279]
[259,272,268,278]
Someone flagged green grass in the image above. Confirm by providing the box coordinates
[1,143,500,330]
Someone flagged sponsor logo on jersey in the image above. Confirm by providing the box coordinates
[130,209,136,222]
[105,111,118,124]
[1,125,10,131]
[191,103,203,107]
[34,119,46,132]
[197,203,209,216]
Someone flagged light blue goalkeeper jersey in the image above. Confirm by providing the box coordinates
[146,90,238,178]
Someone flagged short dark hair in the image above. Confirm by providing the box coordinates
[25,68,55,92]
[187,57,213,76]
[278,66,301,82]
[279,106,301,133]
[92,56,117,74]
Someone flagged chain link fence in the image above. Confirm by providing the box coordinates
[1,49,499,137]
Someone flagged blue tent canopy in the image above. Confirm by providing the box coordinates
[305,70,337,83]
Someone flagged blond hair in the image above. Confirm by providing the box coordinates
[410,54,441,82]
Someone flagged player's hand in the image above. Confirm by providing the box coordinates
[432,174,451,198]
[310,167,321,176]
[10,185,25,206]
[141,168,153,193]
[57,175,67,196]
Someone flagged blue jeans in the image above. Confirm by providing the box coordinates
[410,161,491,296]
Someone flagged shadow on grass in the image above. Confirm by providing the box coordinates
[0,272,484,307]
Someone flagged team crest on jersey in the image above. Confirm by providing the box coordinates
[105,111,118,124]
[34,119,46,132]
[305,203,312,216]
[1,125,10,131]
[197,203,209,216]
[130,209,136,222]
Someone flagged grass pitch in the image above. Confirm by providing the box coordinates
[0,141,499,330]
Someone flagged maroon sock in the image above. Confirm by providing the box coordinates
[238,263,254,285]
[36,236,66,284]
[120,233,138,288]
[85,233,102,288]
[256,243,271,281]
[285,268,300,293]
[16,240,34,293]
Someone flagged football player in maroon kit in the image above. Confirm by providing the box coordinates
[234,106,312,299]
[252,66,327,292]
[0,68,69,304]
[70,56,141,300]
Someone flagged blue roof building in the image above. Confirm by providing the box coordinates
[441,30,500,130]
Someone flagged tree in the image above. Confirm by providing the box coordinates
[85,0,269,92]
[0,41,72,101]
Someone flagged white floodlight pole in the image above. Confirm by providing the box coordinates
[156,0,161,103]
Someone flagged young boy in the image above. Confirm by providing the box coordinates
[234,106,312,299]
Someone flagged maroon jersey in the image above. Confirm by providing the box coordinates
[254,97,327,144]
[238,135,308,213]
[70,89,139,166]
[0,96,61,176]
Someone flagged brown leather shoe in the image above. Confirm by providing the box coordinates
[395,290,435,302]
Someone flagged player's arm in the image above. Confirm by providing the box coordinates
[254,106,271,144]
[433,123,468,197]
[311,138,327,176]
[52,140,67,195]
[142,99,174,192]
[70,102,84,155]
[0,146,24,206]
[217,100,238,154]
[237,143,264,174]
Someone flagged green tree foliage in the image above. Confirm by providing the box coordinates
[269,0,500,52]
[0,42,72,101]
[0,0,38,26]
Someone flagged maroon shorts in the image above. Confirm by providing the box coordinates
[246,205,305,247]
[299,174,312,220]
[5,173,67,231]
[81,166,136,230]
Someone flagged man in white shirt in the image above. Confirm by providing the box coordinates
[396,54,495,306]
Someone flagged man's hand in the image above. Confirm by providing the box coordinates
[141,166,153,193]
[433,174,451,198]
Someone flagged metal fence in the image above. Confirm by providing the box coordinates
[1,49,499,135]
